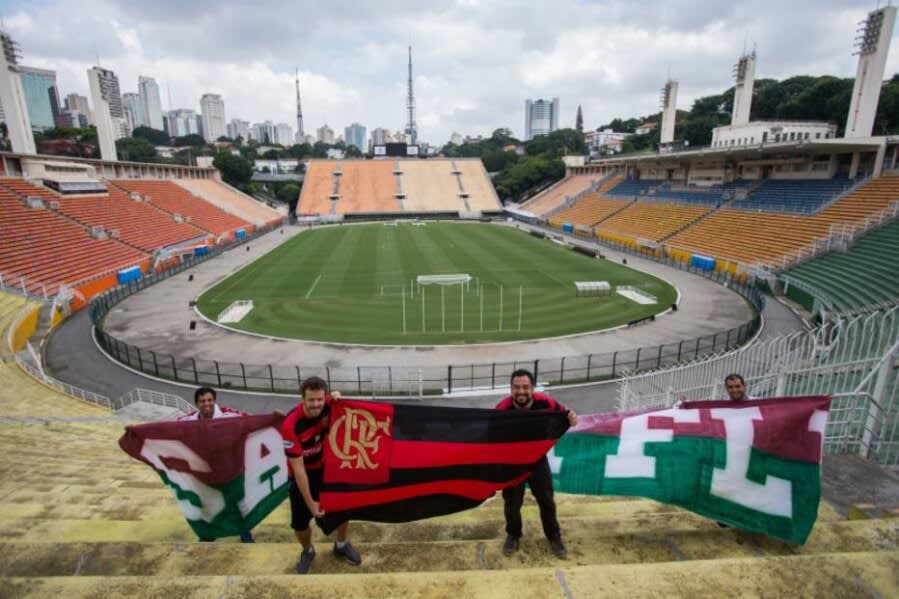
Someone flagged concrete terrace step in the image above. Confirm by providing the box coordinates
[0,519,894,576]
[1,551,897,598]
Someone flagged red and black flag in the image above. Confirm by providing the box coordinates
[318,399,569,533]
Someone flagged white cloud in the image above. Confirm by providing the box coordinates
[3,0,897,145]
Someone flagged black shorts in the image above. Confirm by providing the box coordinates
[289,468,323,531]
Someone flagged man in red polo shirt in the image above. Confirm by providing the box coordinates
[496,369,577,559]
[281,376,361,574]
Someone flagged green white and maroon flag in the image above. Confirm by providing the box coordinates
[119,414,288,539]
[552,396,830,544]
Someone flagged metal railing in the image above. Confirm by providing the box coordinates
[89,220,764,397]
[15,351,114,409]
[617,306,899,463]
[112,388,194,413]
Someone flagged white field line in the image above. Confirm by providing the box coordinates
[304,274,323,299]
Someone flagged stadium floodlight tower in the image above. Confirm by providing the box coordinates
[0,32,36,155]
[659,79,678,145]
[730,50,756,127]
[87,66,119,161]
[845,6,897,138]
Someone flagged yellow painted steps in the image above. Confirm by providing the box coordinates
[0,519,894,576]
[1,551,897,599]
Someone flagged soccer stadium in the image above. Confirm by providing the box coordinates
[1,4,898,598]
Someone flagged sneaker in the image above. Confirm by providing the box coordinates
[239,531,255,543]
[502,535,520,556]
[333,541,362,566]
[549,538,567,559]
[296,546,316,574]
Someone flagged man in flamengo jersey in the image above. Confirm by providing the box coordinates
[496,369,577,558]
[178,386,255,543]
[281,376,362,574]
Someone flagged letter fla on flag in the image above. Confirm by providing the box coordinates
[318,399,569,534]
[119,414,288,539]
[551,396,830,544]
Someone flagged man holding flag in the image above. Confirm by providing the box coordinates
[496,369,577,558]
[281,376,362,574]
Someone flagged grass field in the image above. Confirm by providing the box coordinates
[196,222,677,344]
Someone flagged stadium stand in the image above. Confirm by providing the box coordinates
[519,174,598,216]
[454,159,503,211]
[729,177,853,213]
[174,179,283,226]
[0,177,58,200]
[598,202,712,243]
[0,186,147,295]
[112,180,250,237]
[400,160,465,212]
[296,161,336,215]
[665,175,899,267]
[782,219,899,313]
[335,161,400,214]
[52,186,207,253]
[549,197,632,228]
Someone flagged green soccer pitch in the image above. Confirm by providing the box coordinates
[196,222,678,345]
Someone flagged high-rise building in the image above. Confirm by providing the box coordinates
[274,122,293,146]
[250,121,276,144]
[227,118,250,141]
[64,93,91,124]
[200,93,226,142]
[344,123,366,150]
[19,66,59,130]
[138,76,163,131]
[370,127,390,147]
[122,92,143,133]
[317,124,335,144]
[524,98,559,140]
[167,108,200,138]
[89,66,123,118]
[87,66,120,160]
[0,31,37,154]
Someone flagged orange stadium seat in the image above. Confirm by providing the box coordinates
[454,160,502,211]
[0,186,146,294]
[598,202,711,243]
[175,179,283,226]
[112,180,250,236]
[519,175,598,216]
[338,161,400,213]
[297,161,336,215]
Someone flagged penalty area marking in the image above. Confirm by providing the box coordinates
[304,274,322,299]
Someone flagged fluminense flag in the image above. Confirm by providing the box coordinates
[551,396,830,544]
[318,399,569,533]
[119,414,288,539]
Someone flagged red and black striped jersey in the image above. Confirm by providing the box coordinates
[281,396,334,472]
[495,391,567,412]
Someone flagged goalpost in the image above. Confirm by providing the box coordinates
[401,274,524,335]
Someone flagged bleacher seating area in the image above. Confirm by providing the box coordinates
[550,197,631,228]
[296,159,501,215]
[518,174,597,216]
[666,175,899,268]
[175,179,283,226]
[782,219,899,313]
[729,177,853,213]
[112,180,250,237]
[598,202,712,243]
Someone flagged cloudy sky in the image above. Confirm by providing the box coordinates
[3,0,898,144]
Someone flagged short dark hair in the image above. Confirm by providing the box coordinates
[194,386,217,404]
[300,376,329,398]
[510,369,535,385]
[724,374,745,385]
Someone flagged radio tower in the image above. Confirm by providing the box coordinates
[295,67,305,140]
[405,45,417,144]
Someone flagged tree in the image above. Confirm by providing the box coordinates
[262,148,283,159]
[213,150,253,188]
[481,149,518,173]
[132,126,171,146]
[576,105,583,133]
[115,137,159,162]
[287,143,312,158]
[173,134,206,147]
[345,145,363,158]
[276,182,300,204]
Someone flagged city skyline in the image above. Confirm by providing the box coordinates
[3,0,898,145]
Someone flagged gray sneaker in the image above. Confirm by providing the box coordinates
[333,541,362,566]
[296,546,316,574]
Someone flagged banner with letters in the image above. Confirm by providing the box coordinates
[119,414,288,540]
[551,396,830,544]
